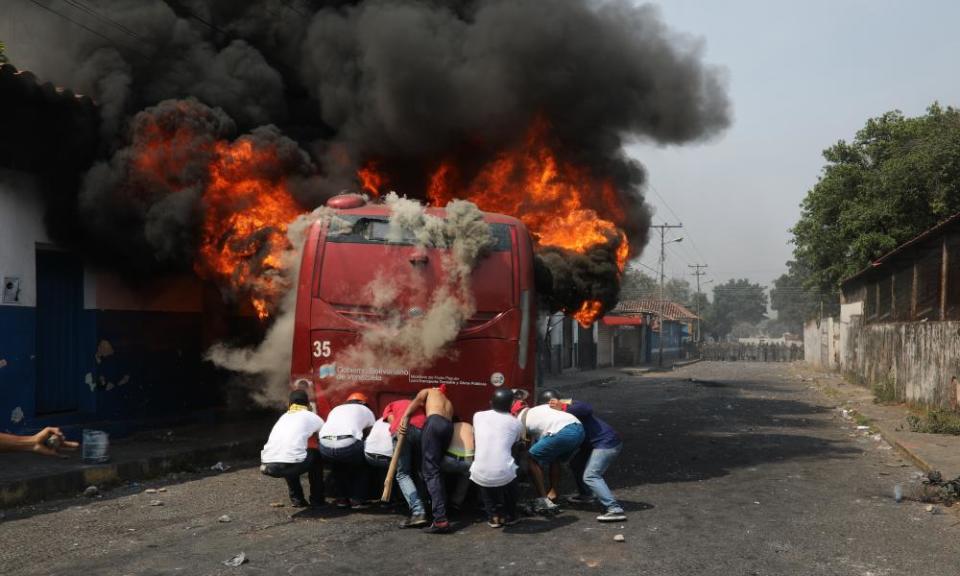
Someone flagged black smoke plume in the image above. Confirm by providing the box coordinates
[3,0,730,310]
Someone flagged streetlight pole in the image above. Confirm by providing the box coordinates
[689,264,708,343]
[650,224,682,367]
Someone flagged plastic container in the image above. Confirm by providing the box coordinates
[82,429,110,463]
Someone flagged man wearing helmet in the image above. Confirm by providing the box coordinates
[319,392,376,509]
[470,388,524,528]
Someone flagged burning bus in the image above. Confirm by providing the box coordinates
[289,193,538,420]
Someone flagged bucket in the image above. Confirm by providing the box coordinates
[82,429,110,463]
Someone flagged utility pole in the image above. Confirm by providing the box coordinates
[689,264,708,359]
[689,264,708,343]
[651,223,683,367]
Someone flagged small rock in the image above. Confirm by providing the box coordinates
[926,504,935,513]
[210,461,231,472]
[218,515,232,523]
[269,502,285,508]
[613,534,625,542]
[83,486,99,497]
[222,552,247,567]
[856,425,869,430]
[157,487,167,493]
[145,488,158,494]
[149,500,164,506]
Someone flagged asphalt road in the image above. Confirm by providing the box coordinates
[3,362,959,576]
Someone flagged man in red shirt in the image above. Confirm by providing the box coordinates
[382,399,429,528]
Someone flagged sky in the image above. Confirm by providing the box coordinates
[629,0,960,290]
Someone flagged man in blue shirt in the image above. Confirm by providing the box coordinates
[540,389,626,522]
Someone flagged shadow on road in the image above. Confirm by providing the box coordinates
[583,373,861,490]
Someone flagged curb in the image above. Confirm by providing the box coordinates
[671,358,703,369]
[872,426,934,474]
[0,437,263,509]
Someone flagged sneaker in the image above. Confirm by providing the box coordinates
[566,494,597,505]
[487,516,503,528]
[400,514,429,528]
[423,520,453,534]
[334,498,350,509]
[533,497,559,515]
[597,509,627,522]
[290,496,309,508]
[350,500,369,511]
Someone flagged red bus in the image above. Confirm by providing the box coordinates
[290,194,538,420]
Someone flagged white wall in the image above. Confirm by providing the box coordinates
[0,169,50,308]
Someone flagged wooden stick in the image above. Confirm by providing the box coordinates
[381,429,406,502]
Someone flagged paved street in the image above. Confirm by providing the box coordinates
[3,362,960,576]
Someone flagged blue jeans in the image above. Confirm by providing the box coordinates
[570,442,623,512]
[396,426,425,516]
[529,423,585,466]
[319,439,368,503]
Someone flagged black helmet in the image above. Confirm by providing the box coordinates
[289,389,310,407]
[538,389,561,405]
[491,388,515,413]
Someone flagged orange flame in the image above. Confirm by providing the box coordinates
[194,139,303,319]
[357,161,386,198]
[427,117,631,323]
[572,300,604,328]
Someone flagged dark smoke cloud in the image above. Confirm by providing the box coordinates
[5,0,730,307]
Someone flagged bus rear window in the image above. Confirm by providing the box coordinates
[328,216,513,252]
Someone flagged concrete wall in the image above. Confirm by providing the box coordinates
[803,317,840,371]
[843,319,960,407]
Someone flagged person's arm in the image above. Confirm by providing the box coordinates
[550,399,592,419]
[398,389,429,434]
[0,428,78,457]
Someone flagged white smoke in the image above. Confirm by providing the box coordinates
[205,206,346,406]
[336,193,494,373]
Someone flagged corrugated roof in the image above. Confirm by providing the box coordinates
[841,211,960,288]
[612,299,700,321]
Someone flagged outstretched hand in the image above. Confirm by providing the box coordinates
[32,427,79,458]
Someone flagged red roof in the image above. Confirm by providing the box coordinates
[612,299,700,321]
[601,316,644,326]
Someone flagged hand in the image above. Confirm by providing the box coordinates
[32,427,79,458]
[398,417,409,436]
[548,399,564,410]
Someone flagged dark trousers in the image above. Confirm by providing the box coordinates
[261,448,324,502]
[421,414,454,522]
[479,480,519,521]
[319,439,368,503]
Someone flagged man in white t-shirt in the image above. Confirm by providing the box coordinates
[470,388,523,527]
[319,392,376,509]
[260,389,325,508]
[512,399,584,514]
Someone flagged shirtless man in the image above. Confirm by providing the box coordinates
[400,385,455,533]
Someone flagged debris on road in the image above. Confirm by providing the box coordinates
[83,486,99,498]
[613,534,625,542]
[223,552,247,567]
[149,500,164,506]
[218,515,232,523]
[269,502,285,508]
[145,488,158,494]
[210,462,231,472]
[894,485,903,502]
[157,487,167,493]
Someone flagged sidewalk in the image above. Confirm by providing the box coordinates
[0,417,273,509]
[795,367,960,479]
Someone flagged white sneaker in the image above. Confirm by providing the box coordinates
[534,497,559,513]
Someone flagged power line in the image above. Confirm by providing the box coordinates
[62,0,142,41]
[647,182,709,265]
[26,0,147,58]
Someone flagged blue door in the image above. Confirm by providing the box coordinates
[35,249,83,415]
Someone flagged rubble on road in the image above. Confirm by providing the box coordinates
[83,486,99,497]
[614,534,625,542]
[223,552,247,567]
[149,500,164,506]
[218,515,232,522]
[210,462,231,472]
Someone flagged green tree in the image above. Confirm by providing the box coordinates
[770,260,822,333]
[619,268,693,304]
[0,41,7,65]
[708,279,768,339]
[791,104,960,294]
